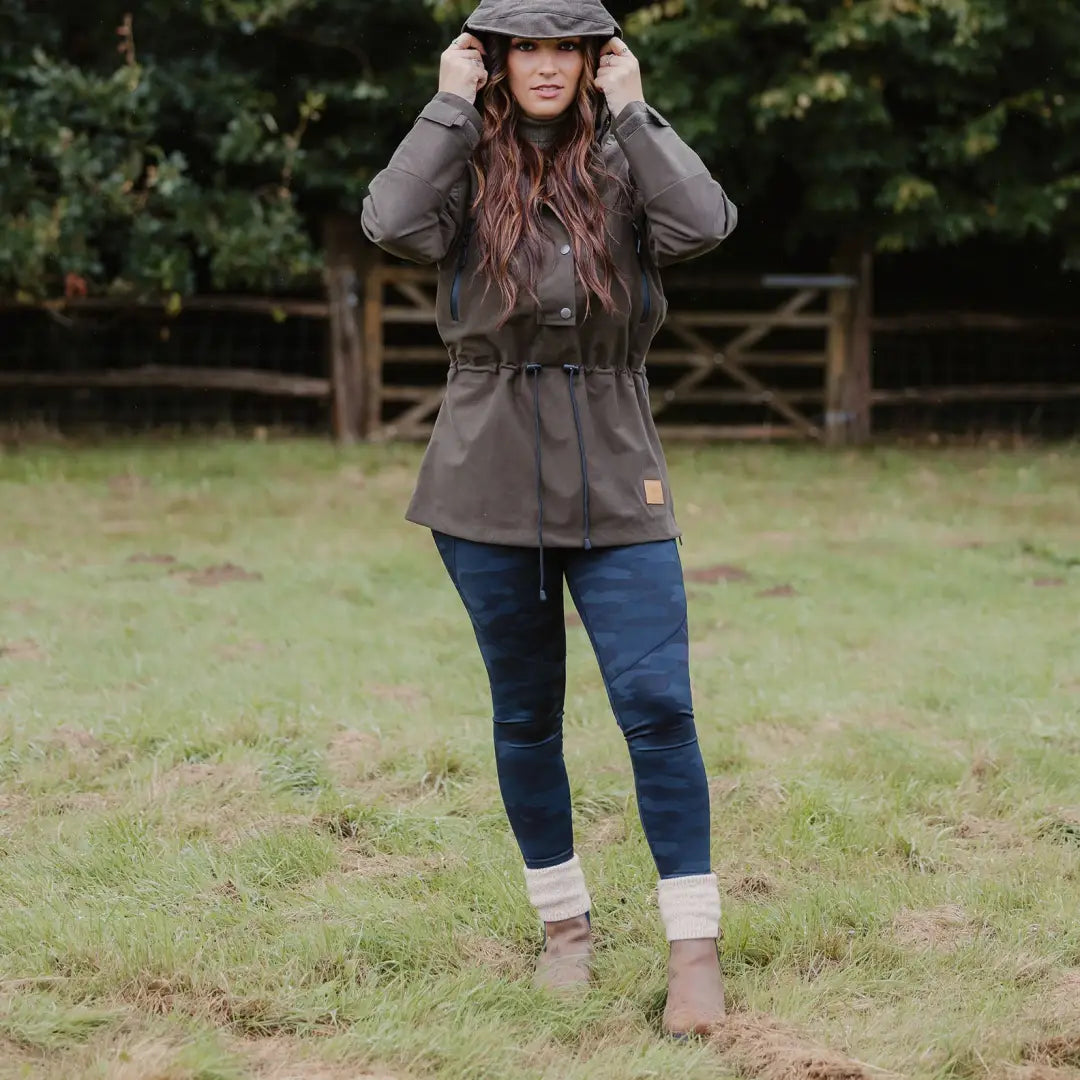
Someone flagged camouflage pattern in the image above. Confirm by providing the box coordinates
[433,532,711,878]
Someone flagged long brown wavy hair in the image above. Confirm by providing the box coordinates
[471,35,632,326]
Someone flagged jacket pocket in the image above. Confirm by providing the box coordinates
[449,218,474,322]
[633,221,651,323]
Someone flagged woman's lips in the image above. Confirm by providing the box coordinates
[533,87,563,98]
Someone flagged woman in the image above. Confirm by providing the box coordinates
[362,0,737,1037]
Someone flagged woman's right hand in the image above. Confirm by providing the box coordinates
[439,33,488,104]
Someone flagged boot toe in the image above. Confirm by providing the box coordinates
[533,952,592,993]
[662,938,726,1037]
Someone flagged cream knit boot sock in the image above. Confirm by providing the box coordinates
[657,873,721,941]
[523,854,591,922]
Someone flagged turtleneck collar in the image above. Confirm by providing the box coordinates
[517,110,572,150]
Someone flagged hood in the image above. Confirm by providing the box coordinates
[462,0,622,40]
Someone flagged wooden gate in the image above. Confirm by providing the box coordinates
[334,252,872,446]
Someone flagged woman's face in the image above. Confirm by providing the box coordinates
[505,37,585,120]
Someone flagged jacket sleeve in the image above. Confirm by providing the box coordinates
[361,91,482,264]
[612,101,737,269]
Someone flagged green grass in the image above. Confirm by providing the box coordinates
[1,438,1078,1080]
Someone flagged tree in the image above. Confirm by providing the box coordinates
[0,0,445,299]
[1,0,1077,300]
[619,0,1080,268]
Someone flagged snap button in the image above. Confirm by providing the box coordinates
[560,244,571,255]
[560,307,572,319]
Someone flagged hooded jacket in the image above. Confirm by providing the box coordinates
[362,0,737,564]
[462,0,621,40]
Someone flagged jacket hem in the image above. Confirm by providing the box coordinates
[406,509,681,549]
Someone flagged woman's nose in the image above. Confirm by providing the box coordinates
[537,49,559,74]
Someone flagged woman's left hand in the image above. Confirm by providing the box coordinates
[595,37,645,119]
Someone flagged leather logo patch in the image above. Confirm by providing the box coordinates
[644,479,664,505]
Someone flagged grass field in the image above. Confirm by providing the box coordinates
[1,438,1078,1080]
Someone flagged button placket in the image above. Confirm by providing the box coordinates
[555,227,574,323]
[538,208,576,325]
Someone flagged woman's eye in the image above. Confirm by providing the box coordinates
[513,40,578,51]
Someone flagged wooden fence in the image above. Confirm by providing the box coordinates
[3,232,1078,441]
[330,239,874,447]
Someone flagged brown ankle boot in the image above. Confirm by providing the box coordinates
[662,938,726,1036]
[533,914,592,992]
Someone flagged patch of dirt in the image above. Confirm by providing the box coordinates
[1033,578,1067,588]
[999,1066,1077,1080]
[243,1036,399,1080]
[118,975,311,1038]
[326,730,382,785]
[97,1036,198,1080]
[51,791,115,815]
[754,531,799,546]
[724,872,776,900]
[0,1036,39,1066]
[107,473,149,497]
[575,1012,651,1056]
[742,722,813,765]
[686,564,753,584]
[126,553,177,565]
[1036,808,1080,847]
[709,1010,887,1080]
[336,465,368,489]
[49,725,106,757]
[967,747,1003,785]
[1011,955,1057,989]
[579,814,628,852]
[367,464,416,494]
[1045,970,1080,1023]
[1023,1034,1080,1070]
[948,815,1025,849]
[157,762,260,796]
[368,684,425,708]
[454,933,526,978]
[4,599,40,615]
[218,640,268,661]
[690,638,728,661]
[120,973,196,1017]
[177,811,311,848]
[756,585,799,599]
[0,638,46,661]
[337,850,452,880]
[710,776,789,811]
[891,904,979,950]
[185,563,262,587]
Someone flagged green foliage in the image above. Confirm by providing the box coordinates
[627,0,1080,262]
[0,0,1077,298]
[0,0,436,299]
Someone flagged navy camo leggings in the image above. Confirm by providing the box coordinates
[433,533,711,880]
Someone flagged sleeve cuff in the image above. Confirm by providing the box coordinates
[418,91,483,148]
[614,100,672,141]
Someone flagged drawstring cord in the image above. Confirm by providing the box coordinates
[525,363,547,601]
[563,364,592,551]
[523,363,595,602]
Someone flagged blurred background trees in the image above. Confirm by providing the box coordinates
[2,0,1077,299]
